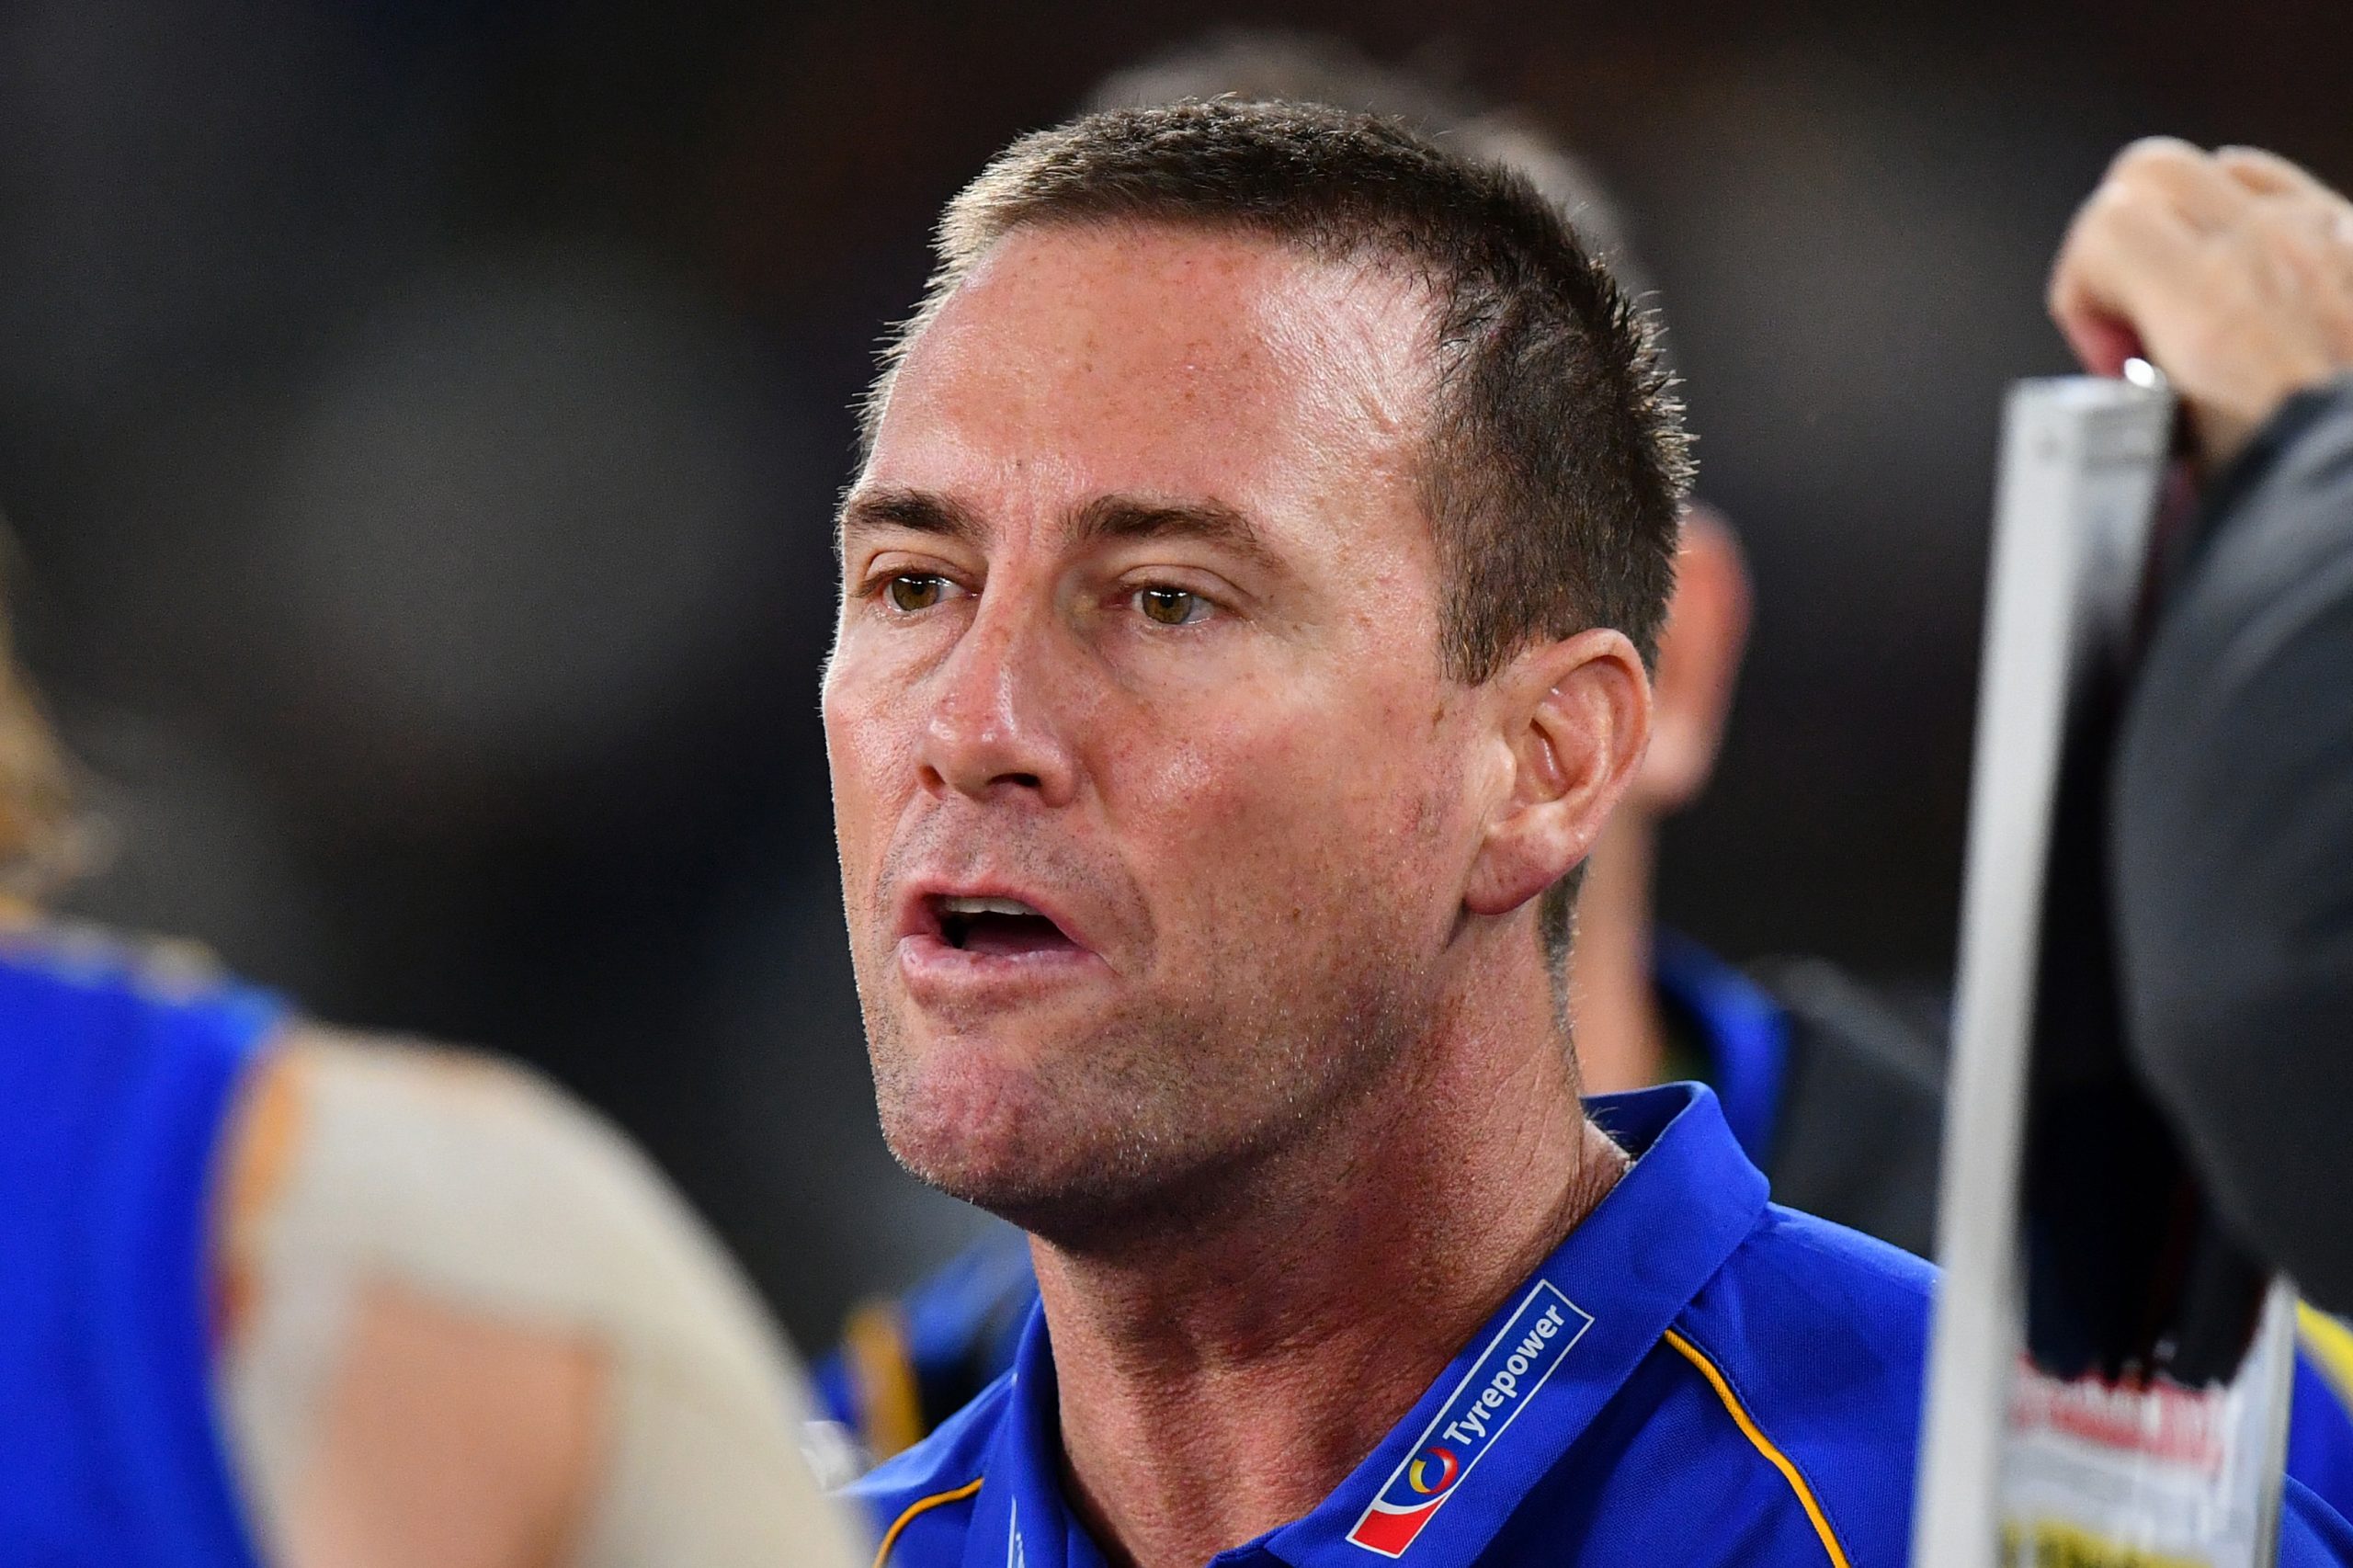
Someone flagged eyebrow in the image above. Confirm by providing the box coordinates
[840,488,1283,575]
[1067,495,1283,575]
[837,487,985,550]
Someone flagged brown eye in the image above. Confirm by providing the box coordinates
[887,575,946,612]
[1137,586,1204,626]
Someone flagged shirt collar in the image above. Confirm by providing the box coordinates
[966,1310,1100,1568]
[975,1083,1768,1568]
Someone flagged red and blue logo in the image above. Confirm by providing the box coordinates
[1345,1280,1590,1557]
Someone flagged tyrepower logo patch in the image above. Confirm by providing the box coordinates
[1346,1280,1592,1557]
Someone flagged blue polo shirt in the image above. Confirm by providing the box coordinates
[817,935,1812,1454]
[848,1082,2353,1567]
[854,1084,1931,1566]
[814,942,1802,1451]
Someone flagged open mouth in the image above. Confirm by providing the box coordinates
[929,894,1082,959]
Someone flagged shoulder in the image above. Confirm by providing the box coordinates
[0,923,281,1061]
[845,1376,1010,1562]
[1711,1202,1938,1352]
[233,1021,815,1408]
[2285,1475,2353,1567]
[0,926,284,1163]
[227,1025,710,1290]
[2291,1308,2353,1528]
[229,1028,865,1568]
[0,931,277,1568]
[1663,1206,1937,1567]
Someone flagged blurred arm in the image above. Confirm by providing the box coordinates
[214,1028,868,1568]
[2047,139,2353,1309]
[2111,375,2353,1314]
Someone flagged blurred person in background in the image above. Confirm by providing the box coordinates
[0,597,860,1564]
[813,32,2353,1531]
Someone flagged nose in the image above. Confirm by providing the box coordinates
[917,589,1079,807]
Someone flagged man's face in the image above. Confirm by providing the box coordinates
[824,223,1489,1232]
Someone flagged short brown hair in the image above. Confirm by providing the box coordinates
[862,99,1691,957]
[1081,28,1660,315]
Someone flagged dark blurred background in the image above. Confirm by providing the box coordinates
[6,0,2344,1346]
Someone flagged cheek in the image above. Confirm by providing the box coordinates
[821,663,908,892]
[1117,680,1457,926]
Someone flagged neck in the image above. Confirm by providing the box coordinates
[1037,935,1626,1568]
[1563,815,1669,1095]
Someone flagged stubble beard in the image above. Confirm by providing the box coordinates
[858,907,1438,1256]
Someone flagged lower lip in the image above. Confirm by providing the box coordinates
[895,932,1111,999]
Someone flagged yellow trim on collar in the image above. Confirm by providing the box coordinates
[872,1477,983,1568]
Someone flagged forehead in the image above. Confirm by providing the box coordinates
[862,222,1435,519]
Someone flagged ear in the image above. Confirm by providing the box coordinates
[1636,504,1752,814]
[1463,625,1653,919]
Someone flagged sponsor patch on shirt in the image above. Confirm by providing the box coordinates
[1346,1280,1593,1557]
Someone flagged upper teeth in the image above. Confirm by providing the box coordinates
[941,896,1038,917]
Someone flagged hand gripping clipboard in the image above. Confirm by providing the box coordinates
[1913,372,2298,1568]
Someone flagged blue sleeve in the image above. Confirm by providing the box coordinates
[2290,1353,2353,1529]
[2282,1475,2353,1565]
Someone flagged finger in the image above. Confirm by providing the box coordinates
[2224,148,2353,260]
[2060,313,2145,381]
[2216,145,2345,204]
[2246,191,2353,269]
[2050,178,2206,373]
[2244,198,2353,312]
[2107,136,2254,234]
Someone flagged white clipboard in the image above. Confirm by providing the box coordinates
[1913,373,2296,1568]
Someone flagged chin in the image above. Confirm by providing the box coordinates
[872,1028,1083,1202]
[870,1047,1206,1244]
[878,1064,1303,1256]
[881,1094,1117,1226]
[854,951,1409,1241]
